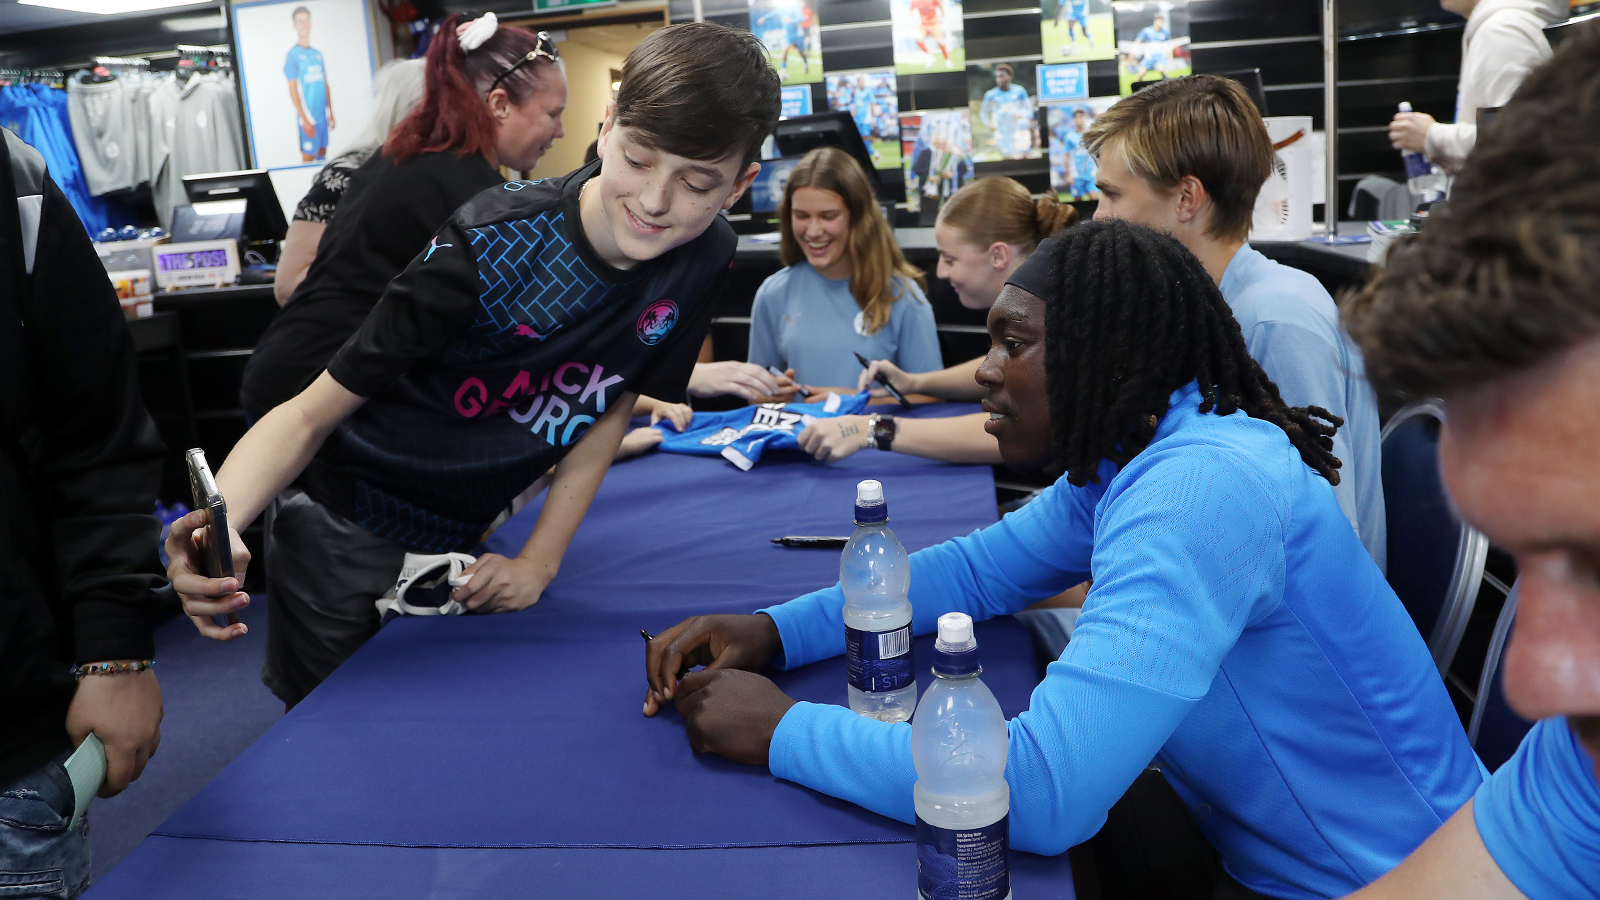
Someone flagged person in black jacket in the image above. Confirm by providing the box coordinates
[0,129,165,898]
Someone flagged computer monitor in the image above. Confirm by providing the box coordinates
[749,156,805,216]
[773,111,889,200]
[182,169,289,243]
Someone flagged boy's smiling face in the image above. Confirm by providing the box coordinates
[585,120,759,270]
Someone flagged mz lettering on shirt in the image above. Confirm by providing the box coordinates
[306,159,732,553]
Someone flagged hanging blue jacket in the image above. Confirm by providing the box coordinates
[0,84,111,233]
[759,382,1486,899]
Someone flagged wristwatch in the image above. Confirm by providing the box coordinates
[871,414,897,451]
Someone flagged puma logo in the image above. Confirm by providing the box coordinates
[424,237,454,261]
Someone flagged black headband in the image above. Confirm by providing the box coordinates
[1003,236,1058,300]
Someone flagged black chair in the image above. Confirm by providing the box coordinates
[1467,581,1535,772]
[1380,401,1489,674]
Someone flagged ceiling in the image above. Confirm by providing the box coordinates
[0,0,221,37]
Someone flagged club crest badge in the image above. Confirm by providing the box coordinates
[637,299,680,345]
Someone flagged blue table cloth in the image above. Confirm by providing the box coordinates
[88,404,1077,898]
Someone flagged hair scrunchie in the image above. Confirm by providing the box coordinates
[456,12,499,53]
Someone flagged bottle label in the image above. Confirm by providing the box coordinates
[1402,152,1432,180]
[844,623,913,693]
[916,813,1010,900]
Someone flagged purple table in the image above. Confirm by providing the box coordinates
[87,405,1076,899]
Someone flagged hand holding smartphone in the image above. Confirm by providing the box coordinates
[185,448,240,628]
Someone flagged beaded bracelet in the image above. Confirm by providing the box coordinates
[70,660,155,680]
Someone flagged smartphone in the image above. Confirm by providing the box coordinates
[185,448,240,627]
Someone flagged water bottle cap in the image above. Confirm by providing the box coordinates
[856,480,884,505]
[936,613,974,651]
[854,479,887,524]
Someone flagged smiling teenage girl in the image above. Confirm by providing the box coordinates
[798,176,1073,463]
[747,147,941,389]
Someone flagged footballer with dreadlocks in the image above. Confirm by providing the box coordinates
[642,219,1484,900]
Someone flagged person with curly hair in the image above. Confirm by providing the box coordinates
[1341,21,1600,900]
[643,219,1484,900]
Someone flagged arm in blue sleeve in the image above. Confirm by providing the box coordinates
[759,474,1099,669]
[769,445,1287,855]
[892,280,944,375]
[746,275,785,372]
[1473,718,1600,899]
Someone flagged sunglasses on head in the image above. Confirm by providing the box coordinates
[487,32,560,96]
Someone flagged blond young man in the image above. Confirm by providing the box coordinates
[1085,75,1385,570]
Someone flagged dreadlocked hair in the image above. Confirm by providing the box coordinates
[1041,219,1343,487]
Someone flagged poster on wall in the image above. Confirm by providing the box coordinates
[891,0,966,75]
[1041,0,1115,63]
[826,71,901,169]
[968,62,1041,162]
[232,0,376,172]
[780,85,814,118]
[1047,96,1117,201]
[750,0,823,85]
[1112,1,1191,95]
[901,107,973,204]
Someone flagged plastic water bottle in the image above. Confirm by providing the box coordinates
[841,479,915,722]
[913,612,1011,900]
[1396,102,1446,202]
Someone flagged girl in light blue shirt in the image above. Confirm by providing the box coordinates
[748,147,942,388]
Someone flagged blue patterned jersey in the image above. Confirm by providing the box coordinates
[308,159,733,552]
[284,45,328,124]
[656,392,872,470]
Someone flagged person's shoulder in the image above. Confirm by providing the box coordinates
[450,174,566,231]
[759,262,808,296]
[4,128,46,195]
[889,273,929,305]
[1119,395,1298,510]
[1226,247,1338,329]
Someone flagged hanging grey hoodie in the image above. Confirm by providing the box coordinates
[1424,0,1566,172]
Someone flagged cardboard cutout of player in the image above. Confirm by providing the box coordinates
[285,5,336,162]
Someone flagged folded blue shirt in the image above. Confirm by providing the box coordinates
[656,391,871,470]
[1474,717,1600,899]
[759,382,1484,899]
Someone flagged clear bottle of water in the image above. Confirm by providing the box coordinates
[841,479,915,722]
[1397,102,1447,203]
[913,612,1011,900]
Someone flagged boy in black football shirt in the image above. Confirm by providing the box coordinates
[165,23,782,706]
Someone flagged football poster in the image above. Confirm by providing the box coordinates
[891,0,966,74]
[826,71,902,169]
[968,62,1041,162]
[750,0,823,85]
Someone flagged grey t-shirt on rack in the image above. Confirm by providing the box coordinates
[67,76,148,197]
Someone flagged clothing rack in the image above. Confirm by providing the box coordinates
[0,68,65,88]
[92,56,151,69]
[175,45,232,70]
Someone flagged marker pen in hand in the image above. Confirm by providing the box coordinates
[853,351,913,409]
[767,365,811,398]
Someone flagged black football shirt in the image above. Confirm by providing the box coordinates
[305,159,732,553]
